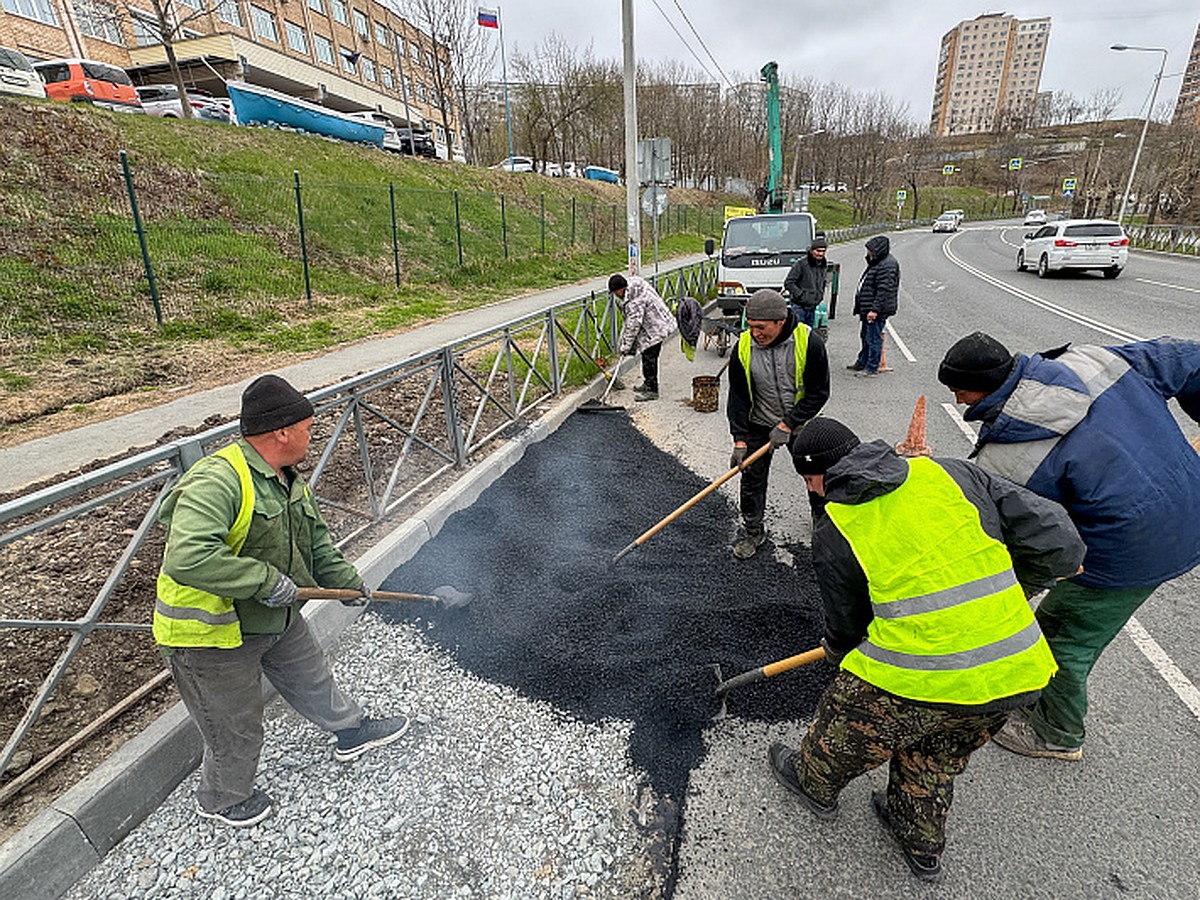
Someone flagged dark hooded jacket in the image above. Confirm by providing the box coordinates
[852,234,899,317]
[813,440,1085,709]
[782,250,828,313]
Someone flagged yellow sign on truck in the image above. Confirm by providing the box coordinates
[724,205,758,221]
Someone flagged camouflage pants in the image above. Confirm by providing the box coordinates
[797,671,1006,856]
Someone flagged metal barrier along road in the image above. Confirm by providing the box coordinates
[0,258,717,799]
[1126,224,1200,257]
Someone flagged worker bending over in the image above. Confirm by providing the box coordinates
[155,375,410,827]
[727,288,830,559]
[768,418,1084,881]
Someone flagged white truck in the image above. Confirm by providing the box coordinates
[703,211,835,355]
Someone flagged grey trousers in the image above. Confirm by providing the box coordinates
[169,614,362,812]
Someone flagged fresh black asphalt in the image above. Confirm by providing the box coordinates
[376,412,833,806]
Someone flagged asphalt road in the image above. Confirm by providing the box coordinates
[634,224,1200,897]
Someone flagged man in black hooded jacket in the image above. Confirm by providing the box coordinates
[848,234,900,377]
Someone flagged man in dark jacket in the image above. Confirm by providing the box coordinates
[848,234,900,377]
[938,332,1200,761]
[769,418,1084,881]
[727,289,830,558]
[782,235,828,327]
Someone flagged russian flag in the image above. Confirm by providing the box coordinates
[477,7,499,28]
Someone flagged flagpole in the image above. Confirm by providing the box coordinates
[498,5,514,172]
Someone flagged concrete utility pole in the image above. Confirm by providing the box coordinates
[621,0,640,274]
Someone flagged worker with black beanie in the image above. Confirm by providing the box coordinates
[767,417,1084,882]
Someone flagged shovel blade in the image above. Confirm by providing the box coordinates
[432,585,474,608]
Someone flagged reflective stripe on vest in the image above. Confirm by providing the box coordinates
[737,322,810,406]
[827,457,1057,705]
[153,443,255,649]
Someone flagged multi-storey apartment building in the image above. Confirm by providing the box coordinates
[930,12,1050,136]
[0,0,464,160]
[1174,22,1200,127]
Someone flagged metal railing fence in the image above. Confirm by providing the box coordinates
[0,257,716,801]
[1125,224,1200,257]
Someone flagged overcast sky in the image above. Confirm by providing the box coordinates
[485,2,1199,122]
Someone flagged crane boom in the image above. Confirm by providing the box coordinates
[760,61,784,214]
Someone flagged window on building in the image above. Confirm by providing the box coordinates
[285,20,307,54]
[362,57,376,81]
[216,0,242,27]
[332,0,348,25]
[314,33,334,65]
[409,42,420,64]
[250,4,277,41]
[381,66,393,88]
[340,47,356,73]
[73,0,120,41]
[3,0,58,24]
[415,82,426,103]
[353,9,368,38]
[374,22,389,45]
[307,0,323,11]
[130,9,159,45]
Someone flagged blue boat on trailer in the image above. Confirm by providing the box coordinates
[583,165,620,184]
[225,81,385,149]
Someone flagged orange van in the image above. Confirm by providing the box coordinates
[32,58,143,112]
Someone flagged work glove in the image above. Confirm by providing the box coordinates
[263,573,299,608]
[820,636,845,668]
[341,585,372,608]
[769,423,791,448]
[729,445,748,470]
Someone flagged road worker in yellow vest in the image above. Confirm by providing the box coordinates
[155,374,409,827]
[767,417,1084,882]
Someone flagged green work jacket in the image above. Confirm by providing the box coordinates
[826,457,1057,705]
[154,439,361,648]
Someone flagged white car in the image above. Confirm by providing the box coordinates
[932,213,958,233]
[944,208,965,226]
[1018,219,1128,279]
[0,46,46,98]
[490,156,534,172]
[135,84,229,122]
[1023,209,1048,226]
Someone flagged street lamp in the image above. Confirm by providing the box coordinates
[788,128,826,211]
[1110,44,1168,225]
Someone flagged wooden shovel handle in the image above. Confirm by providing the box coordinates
[296,587,440,603]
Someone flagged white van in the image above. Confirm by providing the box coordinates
[0,46,47,99]
[346,110,402,153]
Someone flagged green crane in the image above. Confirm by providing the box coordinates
[760,61,784,213]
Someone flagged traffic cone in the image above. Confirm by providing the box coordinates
[895,396,932,457]
[879,333,893,372]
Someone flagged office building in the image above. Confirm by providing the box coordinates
[930,12,1050,136]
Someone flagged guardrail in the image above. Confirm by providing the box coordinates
[1125,224,1200,257]
[0,258,717,798]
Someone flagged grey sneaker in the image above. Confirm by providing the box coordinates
[732,528,766,559]
[991,717,1082,761]
[334,714,411,762]
[197,789,274,828]
[633,389,659,402]
[768,743,838,820]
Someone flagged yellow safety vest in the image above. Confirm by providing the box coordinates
[826,457,1057,705]
[153,443,254,649]
[737,322,810,406]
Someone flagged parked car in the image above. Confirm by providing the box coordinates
[932,213,959,233]
[1023,208,1048,226]
[491,156,534,172]
[33,58,142,112]
[346,110,402,152]
[135,84,228,122]
[1017,219,1128,279]
[396,126,437,158]
[0,46,46,99]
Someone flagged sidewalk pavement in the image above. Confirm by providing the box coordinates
[0,257,705,495]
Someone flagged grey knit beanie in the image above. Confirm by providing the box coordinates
[744,289,788,321]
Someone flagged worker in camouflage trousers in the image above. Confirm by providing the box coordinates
[767,418,1084,882]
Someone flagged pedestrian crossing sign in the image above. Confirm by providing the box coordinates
[1063,177,1078,192]
[1009,158,1023,171]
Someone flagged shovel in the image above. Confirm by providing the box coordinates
[710,645,827,721]
[612,442,773,561]
[297,585,474,608]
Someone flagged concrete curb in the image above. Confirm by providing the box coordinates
[0,384,593,900]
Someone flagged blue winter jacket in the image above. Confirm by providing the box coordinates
[965,337,1200,590]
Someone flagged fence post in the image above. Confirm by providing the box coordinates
[293,170,312,304]
[501,193,508,259]
[389,182,400,287]
[546,309,560,395]
[440,346,467,467]
[454,191,464,267]
[120,150,161,325]
[540,193,545,254]
[611,205,617,251]
[571,197,576,247]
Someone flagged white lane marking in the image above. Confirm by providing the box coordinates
[1137,277,1200,295]
[1125,616,1200,724]
[943,234,1143,343]
[999,229,1022,249]
[941,402,978,443]
[885,322,916,362]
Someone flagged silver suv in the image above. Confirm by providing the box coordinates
[1018,219,1128,279]
[135,84,229,122]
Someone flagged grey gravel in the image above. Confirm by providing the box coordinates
[65,615,666,899]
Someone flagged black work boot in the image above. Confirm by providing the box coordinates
[870,790,943,882]
[732,525,766,559]
[767,743,838,820]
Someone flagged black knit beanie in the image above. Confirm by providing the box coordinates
[240,374,314,436]
[937,332,1016,393]
[790,417,861,475]
[608,273,628,293]
[809,235,828,250]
